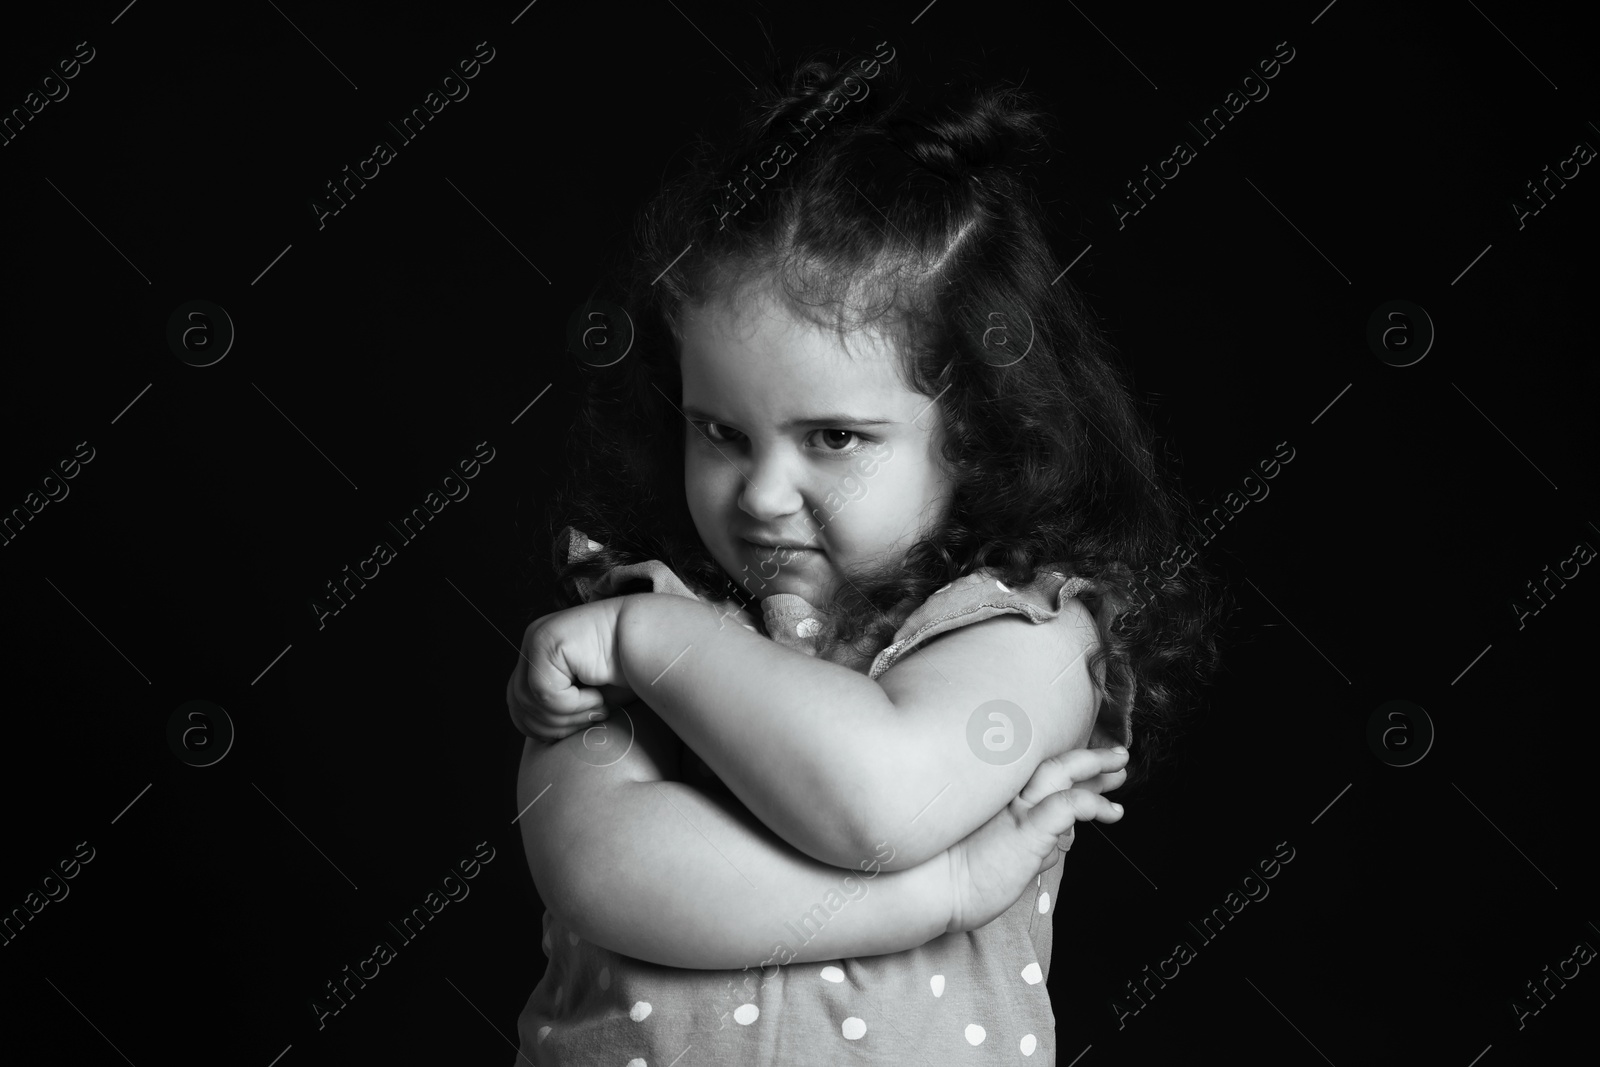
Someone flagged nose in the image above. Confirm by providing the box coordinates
[737,445,809,528]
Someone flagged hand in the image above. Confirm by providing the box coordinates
[506,598,638,742]
[943,746,1129,934]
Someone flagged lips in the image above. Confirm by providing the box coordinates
[742,538,818,559]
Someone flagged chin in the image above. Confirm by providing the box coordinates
[740,568,822,603]
[759,574,814,596]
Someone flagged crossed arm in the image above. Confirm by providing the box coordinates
[515,590,1107,968]
[516,712,950,970]
[612,590,1105,869]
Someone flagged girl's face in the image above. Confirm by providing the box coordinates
[679,287,957,607]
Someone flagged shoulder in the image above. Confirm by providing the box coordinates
[869,566,1099,683]
[873,566,1102,754]
[864,567,1105,859]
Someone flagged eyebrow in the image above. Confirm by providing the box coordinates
[681,405,897,430]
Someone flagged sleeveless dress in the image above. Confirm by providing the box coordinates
[514,528,1132,1066]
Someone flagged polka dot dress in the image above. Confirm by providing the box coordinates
[517,867,1065,1064]
[516,536,1126,1065]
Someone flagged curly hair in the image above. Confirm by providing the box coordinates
[532,44,1230,797]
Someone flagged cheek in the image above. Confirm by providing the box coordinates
[919,451,958,524]
[684,440,717,482]
[886,464,953,538]
[683,457,712,513]
[833,478,911,547]
[683,451,733,522]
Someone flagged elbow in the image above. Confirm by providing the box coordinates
[843,812,944,873]
[529,838,614,947]
[811,776,910,871]
[525,836,588,933]
[857,828,943,872]
[778,759,900,869]
[836,749,954,871]
[785,813,882,871]
[828,765,947,871]
[817,712,946,870]
[520,802,613,946]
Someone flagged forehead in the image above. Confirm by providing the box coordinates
[677,289,920,420]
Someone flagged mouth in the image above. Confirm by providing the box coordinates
[742,538,819,557]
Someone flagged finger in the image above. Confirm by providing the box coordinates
[509,681,602,730]
[514,676,629,724]
[528,661,588,713]
[515,714,576,742]
[520,707,605,741]
[526,704,611,734]
[515,657,607,717]
[1065,788,1125,825]
[511,663,577,720]
[1023,788,1124,847]
[1016,747,1129,806]
[521,622,603,709]
[1063,767,1129,797]
[541,695,612,720]
[509,674,553,735]
[511,686,585,723]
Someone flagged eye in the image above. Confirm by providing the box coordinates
[697,422,746,445]
[815,429,866,453]
[691,422,872,456]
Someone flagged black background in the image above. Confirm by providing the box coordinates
[1,1,1594,1064]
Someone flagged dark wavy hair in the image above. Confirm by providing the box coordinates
[531,45,1229,796]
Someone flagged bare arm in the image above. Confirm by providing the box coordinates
[516,701,949,970]
[615,590,1102,871]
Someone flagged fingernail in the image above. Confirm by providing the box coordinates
[1112,745,1128,756]
[1112,802,1124,812]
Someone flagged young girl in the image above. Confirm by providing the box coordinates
[506,45,1223,1065]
